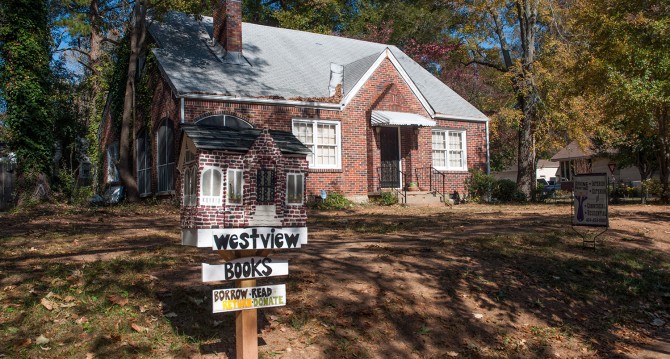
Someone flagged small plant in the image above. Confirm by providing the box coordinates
[374,191,398,206]
[315,191,354,210]
[465,168,496,202]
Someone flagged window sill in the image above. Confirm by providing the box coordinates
[156,190,176,196]
[308,168,342,173]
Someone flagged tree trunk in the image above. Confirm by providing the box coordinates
[514,0,539,201]
[658,105,670,204]
[118,1,147,202]
[516,94,536,199]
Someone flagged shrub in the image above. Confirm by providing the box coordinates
[465,169,496,203]
[642,178,663,198]
[492,179,526,202]
[315,191,353,210]
[373,191,398,206]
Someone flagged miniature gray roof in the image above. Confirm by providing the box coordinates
[181,125,311,155]
[149,12,487,121]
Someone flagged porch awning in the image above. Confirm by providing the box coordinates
[370,111,436,127]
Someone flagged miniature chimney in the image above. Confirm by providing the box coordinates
[212,0,243,56]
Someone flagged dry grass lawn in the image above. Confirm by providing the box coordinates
[1,202,669,358]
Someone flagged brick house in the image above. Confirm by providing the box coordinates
[100,0,490,204]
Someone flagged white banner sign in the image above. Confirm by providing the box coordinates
[212,284,286,313]
[202,257,289,282]
[208,227,308,250]
[573,173,609,227]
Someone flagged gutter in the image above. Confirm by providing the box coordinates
[433,113,489,122]
[180,93,342,110]
[485,120,491,175]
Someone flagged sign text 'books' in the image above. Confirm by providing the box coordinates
[202,257,289,282]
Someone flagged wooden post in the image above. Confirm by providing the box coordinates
[235,278,258,359]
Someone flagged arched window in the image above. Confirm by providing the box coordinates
[200,167,222,206]
[156,119,175,192]
[195,114,253,129]
[136,129,151,196]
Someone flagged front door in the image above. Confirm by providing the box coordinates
[379,127,401,188]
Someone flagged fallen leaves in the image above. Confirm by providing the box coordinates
[35,334,50,345]
[131,323,149,333]
[41,298,55,311]
[108,294,129,307]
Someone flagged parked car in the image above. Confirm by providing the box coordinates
[537,178,561,194]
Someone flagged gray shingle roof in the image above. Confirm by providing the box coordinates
[181,125,311,155]
[150,11,487,121]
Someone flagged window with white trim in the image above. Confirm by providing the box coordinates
[183,167,196,206]
[227,169,243,205]
[286,173,304,205]
[432,130,467,171]
[200,167,222,206]
[292,119,341,169]
[156,119,175,192]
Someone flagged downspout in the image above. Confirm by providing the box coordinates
[180,97,185,123]
[486,120,491,175]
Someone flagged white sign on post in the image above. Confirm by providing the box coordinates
[199,227,308,250]
[573,173,609,227]
[212,284,286,313]
[202,257,289,282]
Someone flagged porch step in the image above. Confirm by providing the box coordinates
[404,191,445,207]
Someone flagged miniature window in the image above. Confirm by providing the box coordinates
[183,167,197,206]
[432,130,467,171]
[157,119,175,192]
[256,169,275,204]
[200,167,222,206]
[136,129,151,196]
[227,169,243,205]
[286,173,304,205]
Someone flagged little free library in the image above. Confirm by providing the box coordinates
[100,0,490,207]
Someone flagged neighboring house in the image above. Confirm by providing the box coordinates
[492,159,560,183]
[100,0,489,203]
[551,140,651,185]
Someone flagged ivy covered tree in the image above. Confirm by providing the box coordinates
[0,0,55,177]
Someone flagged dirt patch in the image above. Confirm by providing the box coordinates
[1,202,669,358]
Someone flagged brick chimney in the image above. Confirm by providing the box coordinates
[212,0,242,54]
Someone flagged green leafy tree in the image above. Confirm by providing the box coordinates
[453,0,561,200]
[0,0,54,175]
[567,0,670,202]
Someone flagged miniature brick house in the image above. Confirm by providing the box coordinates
[179,124,310,246]
[99,0,490,204]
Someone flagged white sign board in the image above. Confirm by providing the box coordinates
[202,257,289,282]
[573,173,609,227]
[209,227,307,250]
[212,284,286,313]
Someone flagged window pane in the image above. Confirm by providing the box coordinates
[432,131,446,150]
[202,169,212,196]
[287,174,304,204]
[318,124,335,145]
[212,169,221,196]
[227,169,243,204]
[448,132,462,150]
